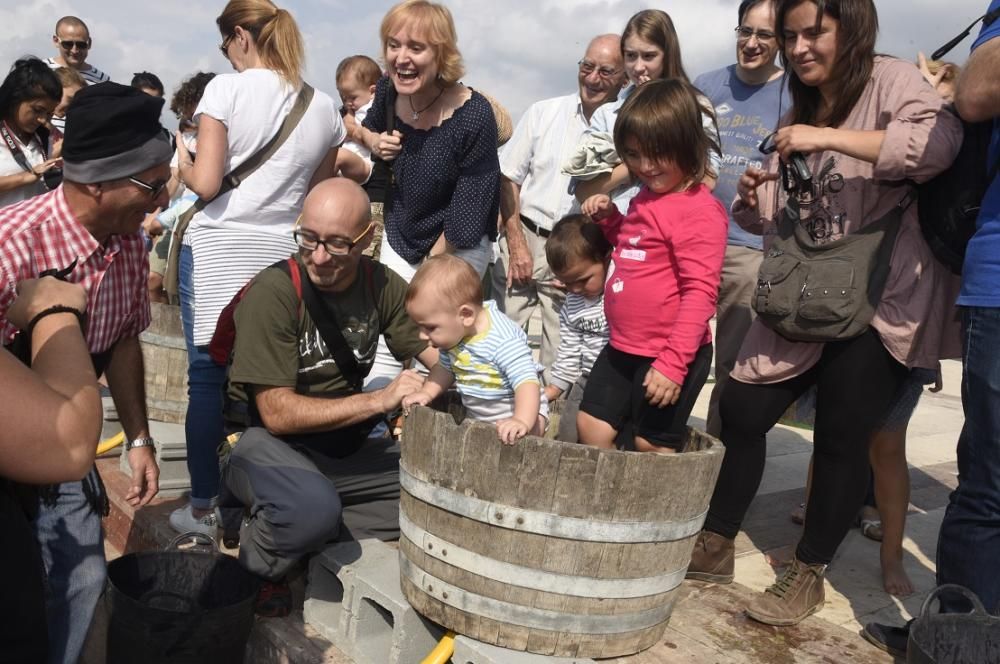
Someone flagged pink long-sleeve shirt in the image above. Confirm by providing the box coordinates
[600,184,728,384]
[731,57,964,384]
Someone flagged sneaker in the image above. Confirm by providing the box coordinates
[745,557,826,626]
[685,530,735,583]
[168,504,220,537]
[255,578,292,618]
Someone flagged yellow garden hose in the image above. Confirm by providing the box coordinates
[420,631,455,664]
[96,431,124,455]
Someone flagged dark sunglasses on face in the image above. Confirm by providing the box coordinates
[219,34,235,57]
[59,40,90,51]
[128,176,168,199]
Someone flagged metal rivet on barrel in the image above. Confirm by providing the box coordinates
[442,592,449,599]
[841,290,847,295]
[427,584,433,592]
[441,549,448,556]
[516,517,525,525]
[823,289,829,295]
[495,512,504,521]
[427,542,433,550]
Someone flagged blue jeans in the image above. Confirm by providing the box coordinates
[179,244,226,509]
[33,467,107,664]
[937,306,1000,614]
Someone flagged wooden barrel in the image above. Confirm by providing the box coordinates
[398,405,725,658]
[140,302,188,424]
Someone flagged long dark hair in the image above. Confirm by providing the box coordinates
[621,10,690,84]
[775,0,877,127]
[0,57,62,122]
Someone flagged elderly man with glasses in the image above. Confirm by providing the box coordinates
[493,34,625,386]
[691,0,787,438]
[218,177,438,617]
[0,82,167,664]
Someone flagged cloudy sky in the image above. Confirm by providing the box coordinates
[0,1,990,125]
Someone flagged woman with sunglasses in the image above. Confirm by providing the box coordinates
[169,0,344,538]
[686,0,963,626]
[573,9,722,210]
[0,58,63,209]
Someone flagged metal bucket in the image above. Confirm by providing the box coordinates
[106,533,258,664]
[908,584,1000,664]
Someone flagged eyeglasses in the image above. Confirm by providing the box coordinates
[578,60,621,80]
[128,176,168,199]
[293,222,374,256]
[735,26,777,43]
[219,34,235,57]
[59,40,90,51]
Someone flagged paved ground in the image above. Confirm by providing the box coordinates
[85,317,964,663]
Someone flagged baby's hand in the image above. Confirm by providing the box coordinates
[495,417,530,445]
[581,194,614,220]
[401,391,432,415]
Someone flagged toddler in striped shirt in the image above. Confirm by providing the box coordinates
[402,255,547,444]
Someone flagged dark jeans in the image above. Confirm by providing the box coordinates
[704,328,907,566]
[937,306,1000,613]
[220,427,401,581]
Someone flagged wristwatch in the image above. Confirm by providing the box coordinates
[124,436,156,452]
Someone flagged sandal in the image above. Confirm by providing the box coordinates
[859,518,883,542]
[790,503,806,525]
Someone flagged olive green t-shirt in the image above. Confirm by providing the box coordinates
[228,256,426,406]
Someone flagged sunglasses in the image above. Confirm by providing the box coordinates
[219,34,235,57]
[128,176,168,199]
[59,40,90,51]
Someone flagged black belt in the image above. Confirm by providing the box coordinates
[520,215,551,238]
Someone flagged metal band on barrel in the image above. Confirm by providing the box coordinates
[399,464,706,543]
[400,556,675,634]
[399,511,685,598]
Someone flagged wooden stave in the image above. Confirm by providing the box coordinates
[140,302,188,424]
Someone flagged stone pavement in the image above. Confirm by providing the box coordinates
[86,321,963,664]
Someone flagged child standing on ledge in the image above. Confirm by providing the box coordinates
[580,79,727,453]
[402,254,547,444]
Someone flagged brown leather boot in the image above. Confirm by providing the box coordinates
[685,530,735,583]
[745,557,826,626]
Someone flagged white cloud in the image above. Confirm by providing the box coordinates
[0,0,989,126]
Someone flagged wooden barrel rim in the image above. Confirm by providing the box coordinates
[399,464,706,543]
[398,510,686,598]
[399,556,675,634]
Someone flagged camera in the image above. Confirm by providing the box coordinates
[41,167,63,191]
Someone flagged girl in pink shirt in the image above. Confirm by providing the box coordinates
[579,79,727,453]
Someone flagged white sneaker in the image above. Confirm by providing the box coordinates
[168,504,219,537]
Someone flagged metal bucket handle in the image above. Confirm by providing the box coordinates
[918,584,988,618]
[166,531,221,554]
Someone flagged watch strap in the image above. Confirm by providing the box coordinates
[124,436,156,452]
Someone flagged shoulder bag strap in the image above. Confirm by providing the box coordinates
[292,261,364,391]
[382,82,398,213]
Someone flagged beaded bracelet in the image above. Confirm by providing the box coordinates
[25,305,86,338]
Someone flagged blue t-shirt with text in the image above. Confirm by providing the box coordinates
[958,0,1000,307]
[694,66,788,250]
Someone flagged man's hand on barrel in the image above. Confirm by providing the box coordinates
[380,369,425,414]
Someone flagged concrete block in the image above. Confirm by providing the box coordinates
[305,539,445,664]
[452,636,596,664]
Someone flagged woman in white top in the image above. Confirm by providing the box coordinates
[574,10,722,211]
[0,58,63,209]
[169,0,344,535]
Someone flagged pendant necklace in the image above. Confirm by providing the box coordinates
[408,87,445,121]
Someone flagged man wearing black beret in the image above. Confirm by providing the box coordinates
[0,81,170,664]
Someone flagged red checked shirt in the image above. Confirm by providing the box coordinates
[0,187,151,354]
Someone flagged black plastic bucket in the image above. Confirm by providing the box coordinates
[106,533,258,664]
[908,585,1000,664]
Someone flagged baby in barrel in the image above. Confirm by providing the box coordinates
[402,254,548,444]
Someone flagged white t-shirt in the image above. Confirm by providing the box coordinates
[341,99,373,161]
[0,132,47,209]
[188,69,345,236]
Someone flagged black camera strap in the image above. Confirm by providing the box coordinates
[1,121,47,174]
[932,6,1000,59]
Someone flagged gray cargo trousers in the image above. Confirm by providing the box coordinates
[220,427,401,581]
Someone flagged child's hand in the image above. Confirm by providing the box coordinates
[495,417,530,445]
[543,384,564,402]
[643,367,681,408]
[401,390,432,415]
[581,194,614,220]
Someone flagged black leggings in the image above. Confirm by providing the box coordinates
[704,328,907,566]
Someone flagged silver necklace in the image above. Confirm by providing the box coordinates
[407,87,445,121]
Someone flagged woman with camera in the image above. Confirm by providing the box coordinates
[0,58,63,209]
[685,0,963,626]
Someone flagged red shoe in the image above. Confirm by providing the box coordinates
[255,578,292,618]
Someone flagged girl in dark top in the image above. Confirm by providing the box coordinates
[356,0,500,281]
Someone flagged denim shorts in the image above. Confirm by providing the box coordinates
[878,366,937,429]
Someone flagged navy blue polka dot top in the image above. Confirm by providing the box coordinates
[363,76,500,264]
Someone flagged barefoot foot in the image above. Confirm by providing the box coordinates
[881,552,914,596]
